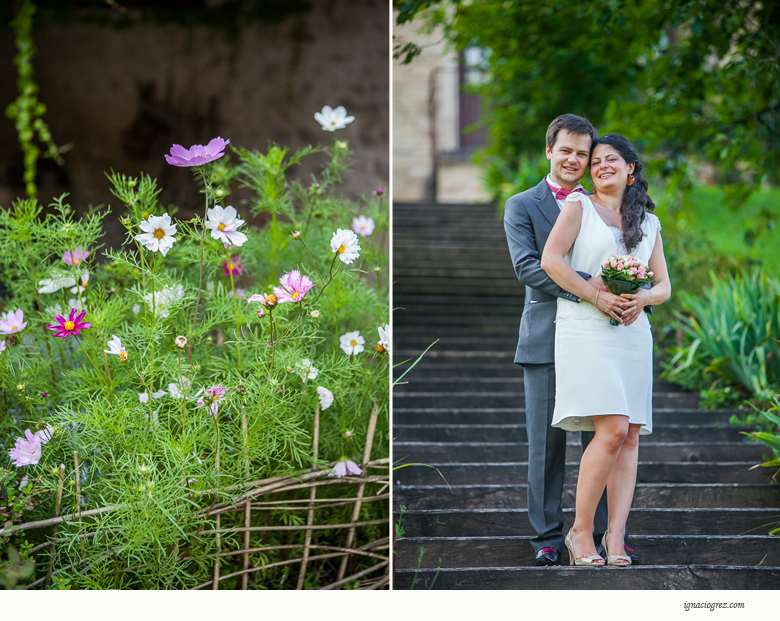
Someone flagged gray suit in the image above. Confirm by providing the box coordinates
[504,178,608,555]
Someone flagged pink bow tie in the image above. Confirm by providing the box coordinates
[554,186,578,200]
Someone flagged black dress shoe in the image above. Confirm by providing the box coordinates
[532,547,561,566]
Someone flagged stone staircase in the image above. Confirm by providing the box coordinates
[392,201,780,589]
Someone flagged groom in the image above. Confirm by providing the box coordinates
[504,114,640,566]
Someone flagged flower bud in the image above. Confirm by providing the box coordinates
[174,335,188,349]
[310,310,320,319]
[373,266,382,273]
[285,366,293,373]
[292,230,302,239]
[375,188,384,196]
[345,430,352,439]
[375,343,385,353]
[17,384,25,392]
[257,307,266,319]
[139,465,149,475]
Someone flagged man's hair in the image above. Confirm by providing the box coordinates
[545,114,598,149]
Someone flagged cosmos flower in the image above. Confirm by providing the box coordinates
[328,458,363,478]
[8,429,42,467]
[0,340,6,355]
[247,293,277,308]
[294,358,319,382]
[135,213,178,256]
[222,256,244,276]
[274,270,314,304]
[310,310,320,319]
[165,137,230,167]
[330,229,361,264]
[63,247,89,266]
[0,309,27,335]
[351,215,375,238]
[339,330,365,356]
[167,378,203,401]
[377,324,390,353]
[205,205,248,247]
[143,284,184,318]
[316,386,334,410]
[38,269,81,294]
[47,308,91,338]
[174,335,188,349]
[314,105,355,132]
[104,335,128,362]
[138,390,167,404]
[35,424,54,445]
[197,385,229,418]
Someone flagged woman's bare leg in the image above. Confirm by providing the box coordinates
[570,415,629,558]
[604,423,641,556]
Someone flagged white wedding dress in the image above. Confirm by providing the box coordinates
[551,192,662,435]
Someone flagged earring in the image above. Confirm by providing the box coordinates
[626,174,635,186]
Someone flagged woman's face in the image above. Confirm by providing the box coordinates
[590,144,635,193]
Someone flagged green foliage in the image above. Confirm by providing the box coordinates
[5,0,64,198]
[663,269,780,407]
[0,140,388,589]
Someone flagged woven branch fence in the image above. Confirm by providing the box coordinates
[1,408,390,590]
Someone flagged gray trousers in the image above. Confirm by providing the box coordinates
[524,363,609,554]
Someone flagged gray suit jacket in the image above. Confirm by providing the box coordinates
[504,178,588,365]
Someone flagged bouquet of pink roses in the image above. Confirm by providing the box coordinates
[601,254,655,325]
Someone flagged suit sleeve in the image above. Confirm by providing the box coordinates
[504,193,587,301]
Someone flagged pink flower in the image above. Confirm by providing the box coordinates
[617,263,624,271]
[8,429,42,467]
[46,308,92,338]
[247,293,277,308]
[256,306,266,319]
[165,137,230,167]
[223,256,244,277]
[0,309,27,335]
[375,188,384,196]
[630,267,637,275]
[274,270,314,304]
[63,247,89,266]
[328,458,363,478]
[603,262,610,269]
[197,385,229,418]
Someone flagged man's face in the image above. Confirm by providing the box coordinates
[545,130,592,189]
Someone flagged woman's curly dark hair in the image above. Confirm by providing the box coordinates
[591,134,655,252]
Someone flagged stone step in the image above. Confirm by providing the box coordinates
[394,508,779,537]
[393,295,524,308]
[392,393,702,410]
[393,462,769,486]
[394,483,780,510]
[392,441,767,463]
[393,565,780,590]
[394,535,780,569]
[391,408,742,426]
[392,316,519,328]
[393,423,752,444]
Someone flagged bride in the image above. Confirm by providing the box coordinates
[540,134,671,566]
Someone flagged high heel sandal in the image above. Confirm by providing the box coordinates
[602,527,631,567]
[564,530,605,567]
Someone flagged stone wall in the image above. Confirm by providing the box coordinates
[0,0,389,234]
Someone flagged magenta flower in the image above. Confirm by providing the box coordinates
[47,308,92,338]
[328,458,363,478]
[164,137,230,167]
[274,270,314,304]
[9,429,42,467]
[375,188,384,196]
[222,256,244,276]
[197,385,229,418]
[63,247,89,266]
[0,309,27,335]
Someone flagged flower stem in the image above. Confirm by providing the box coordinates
[222,246,242,371]
[188,168,210,365]
[299,237,324,285]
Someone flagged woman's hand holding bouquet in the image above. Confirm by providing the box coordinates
[600,254,655,326]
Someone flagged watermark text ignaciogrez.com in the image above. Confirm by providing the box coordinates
[684,602,745,611]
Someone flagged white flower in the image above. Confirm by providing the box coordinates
[377,324,390,352]
[328,459,362,478]
[310,310,320,319]
[339,331,365,355]
[317,386,334,410]
[205,205,248,247]
[351,215,375,238]
[143,284,184,318]
[132,303,141,315]
[330,228,361,264]
[139,390,167,404]
[104,335,128,362]
[295,358,319,382]
[38,272,79,294]
[67,298,86,312]
[167,379,204,401]
[0,340,6,355]
[135,213,178,256]
[174,335,187,349]
[70,270,90,295]
[314,105,355,132]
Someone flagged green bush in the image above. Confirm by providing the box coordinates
[663,268,780,408]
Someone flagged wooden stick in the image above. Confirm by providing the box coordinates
[44,463,65,588]
[297,405,319,589]
[337,406,379,584]
[0,504,118,536]
[199,517,388,536]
